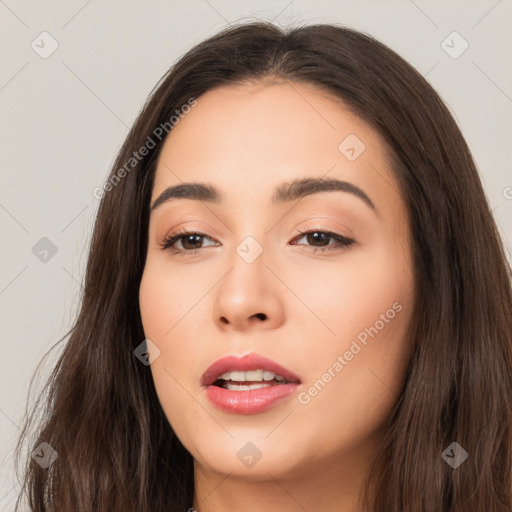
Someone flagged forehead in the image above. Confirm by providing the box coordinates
[151,81,401,215]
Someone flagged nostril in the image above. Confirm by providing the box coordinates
[219,313,266,324]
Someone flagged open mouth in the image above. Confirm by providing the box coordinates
[211,369,295,391]
[201,353,302,390]
[202,353,301,414]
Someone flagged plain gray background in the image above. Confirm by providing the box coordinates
[1,1,511,509]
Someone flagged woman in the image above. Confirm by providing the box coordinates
[14,21,512,511]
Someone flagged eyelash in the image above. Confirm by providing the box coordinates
[160,227,355,256]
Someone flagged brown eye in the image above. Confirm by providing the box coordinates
[161,230,218,253]
[178,234,204,250]
[291,230,355,252]
[303,232,331,246]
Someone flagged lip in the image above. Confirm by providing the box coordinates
[201,353,301,414]
[201,353,301,387]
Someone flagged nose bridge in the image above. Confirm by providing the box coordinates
[213,232,284,330]
[221,234,268,304]
[235,234,265,266]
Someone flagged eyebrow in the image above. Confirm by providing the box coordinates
[150,177,377,214]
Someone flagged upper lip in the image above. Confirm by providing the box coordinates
[201,353,301,387]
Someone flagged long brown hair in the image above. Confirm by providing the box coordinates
[14,21,512,511]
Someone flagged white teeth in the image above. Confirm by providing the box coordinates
[229,371,246,382]
[245,370,263,381]
[218,369,285,382]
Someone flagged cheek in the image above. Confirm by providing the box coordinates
[290,243,413,442]
[139,268,167,340]
[139,257,211,339]
[138,261,212,436]
[286,241,412,343]
[296,301,412,455]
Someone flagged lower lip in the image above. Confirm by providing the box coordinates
[204,383,300,414]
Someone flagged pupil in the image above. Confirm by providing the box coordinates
[183,234,202,250]
[308,232,328,246]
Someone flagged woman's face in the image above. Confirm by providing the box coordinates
[139,81,415,482]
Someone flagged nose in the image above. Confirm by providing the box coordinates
[213,246,285,332]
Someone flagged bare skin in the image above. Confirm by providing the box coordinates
[139,80,415,512]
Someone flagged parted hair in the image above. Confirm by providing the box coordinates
[15,20,512,511]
